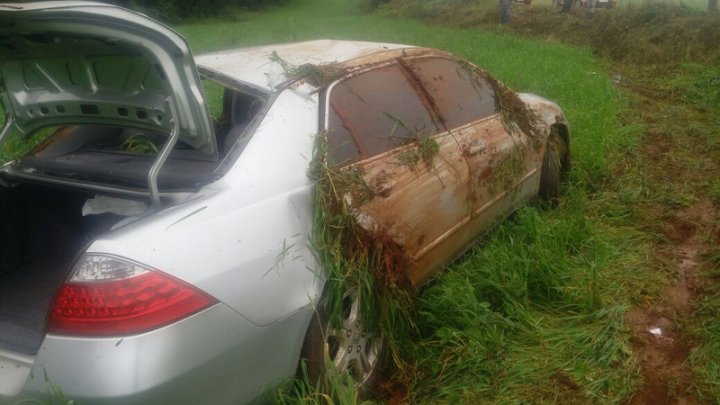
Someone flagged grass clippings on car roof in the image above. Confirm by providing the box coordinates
[269,51,350,88]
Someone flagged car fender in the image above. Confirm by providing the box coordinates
[517,93,569,132]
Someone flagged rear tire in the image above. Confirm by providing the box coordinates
[538,130,567,203]
[300,288,384,398]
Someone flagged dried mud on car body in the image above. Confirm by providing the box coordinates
[296,47,549,287]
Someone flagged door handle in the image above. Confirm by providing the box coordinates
[462,139,487,156]
[370,170,395,198]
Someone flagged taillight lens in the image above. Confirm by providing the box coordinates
[48,255,217,337]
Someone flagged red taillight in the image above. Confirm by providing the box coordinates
[48,261,217,337]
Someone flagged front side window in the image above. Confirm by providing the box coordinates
[326,64,438,165]
[405,57,499,130]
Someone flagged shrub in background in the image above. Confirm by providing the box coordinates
[359,0,391,12]
[104,0,289,22]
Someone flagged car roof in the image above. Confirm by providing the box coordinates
[195,39,414,91]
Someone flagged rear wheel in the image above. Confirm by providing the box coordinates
[301,289,384,397]
[538,129,568,203]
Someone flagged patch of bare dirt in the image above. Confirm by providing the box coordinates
[379,379,409,405]
[627,199,715,404]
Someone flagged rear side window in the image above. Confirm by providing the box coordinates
[200,77,265,156]
[406,58,498,130]
[327,64,438,165]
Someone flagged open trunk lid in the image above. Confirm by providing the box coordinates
[0,1,217,157]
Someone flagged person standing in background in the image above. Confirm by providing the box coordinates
[500,0,512,24]
[585,0,597,15]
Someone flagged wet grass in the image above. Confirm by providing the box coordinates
[611,63,720,403]
[686,258,720,400]
[401,203,652,403]
[0,114,60,163]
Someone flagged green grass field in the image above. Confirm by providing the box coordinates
[530,0,709,8]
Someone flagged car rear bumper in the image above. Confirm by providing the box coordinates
[1,303,312,405]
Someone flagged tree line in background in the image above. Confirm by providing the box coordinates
[359,0,390,11]
[361,0,717,13]
[105,0,289,21]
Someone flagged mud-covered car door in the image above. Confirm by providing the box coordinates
[325,58,539,285]
[324,62,467,286]
[400,56,542,282]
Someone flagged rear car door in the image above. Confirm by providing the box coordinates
[325,62,471,285]
[325,56,540,285]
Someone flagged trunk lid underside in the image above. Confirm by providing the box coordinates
[0,1,217,156]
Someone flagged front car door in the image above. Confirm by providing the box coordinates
[401,56,542,283]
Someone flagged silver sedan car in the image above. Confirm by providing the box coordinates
[0,2,569,403]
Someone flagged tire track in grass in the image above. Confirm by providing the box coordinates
[626,200,709,404]
[616,74,719,403]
